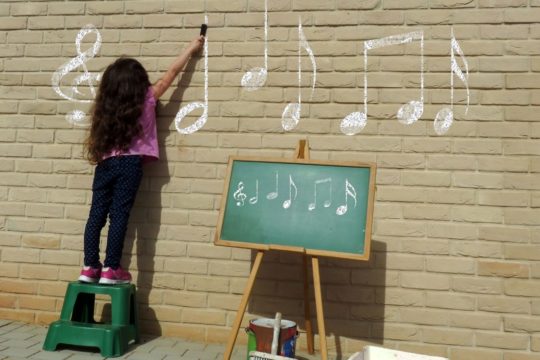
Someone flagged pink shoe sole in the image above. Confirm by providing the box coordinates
[98,277,130,285]
[78,275,100,283]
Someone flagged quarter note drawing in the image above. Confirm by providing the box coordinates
[233,181,247,206]
[175,15,209,134]
[249,180,259,205]
[266,172,279,200]
[241,0,268,91]
[282,18,317,132]
[434,28,469,136]
[51,24,102,126]
[336,179,357,216]
[340,31,424,135]
[308,178,332,211]
[282,175,298,209]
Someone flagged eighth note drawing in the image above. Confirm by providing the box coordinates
[281,18,317,132]
[308,178,332,211]
[241,0,268,91]
[282,175,298,209]
[51,24,102,126]
[175,15,209,134]
[433,28,470,136]
[336,179,357,216]
[340,31,424,135]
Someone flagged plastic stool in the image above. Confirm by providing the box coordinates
[43,281,139,357]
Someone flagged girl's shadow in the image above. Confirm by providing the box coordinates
[122,58,201,336]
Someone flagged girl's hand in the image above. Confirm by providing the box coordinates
[188,35,205,55]
[152,35,205,100]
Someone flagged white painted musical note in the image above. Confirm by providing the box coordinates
[336,179,357,216]
[281,18,317,132]
[266,172,279,200]
[434,28,469,136]
[65,109,87,125]
[241,0,268,91]
[233,181,247,206]
[282,175,298,209]
[340,31,424,135]
[308,178,332,211]
[51,24,102,126]
[249,180,259,205]
[175,15,209,134]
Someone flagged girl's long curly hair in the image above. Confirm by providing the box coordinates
[84,58,151,164]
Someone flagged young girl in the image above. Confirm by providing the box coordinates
[79,35,205,284]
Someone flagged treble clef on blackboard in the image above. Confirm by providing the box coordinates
[51,24,102,125]
[233,181,247,207]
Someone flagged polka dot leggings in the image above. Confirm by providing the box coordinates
[83,155,143,269]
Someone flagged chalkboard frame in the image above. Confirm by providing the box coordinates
[215,156,377,261]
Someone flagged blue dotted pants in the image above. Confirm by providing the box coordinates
[83,155,143,268]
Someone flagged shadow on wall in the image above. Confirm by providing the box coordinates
[248,240,387,360]
[102,59,201,335]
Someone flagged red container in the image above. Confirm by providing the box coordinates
[247,318,298,358]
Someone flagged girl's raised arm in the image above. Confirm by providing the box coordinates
[152,35,205,100]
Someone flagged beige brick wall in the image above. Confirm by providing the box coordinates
[1,0,540,358]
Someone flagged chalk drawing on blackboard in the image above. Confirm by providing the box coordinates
[266,172,279,200]
[336,179,357,216]
[282,18,317,132]
[249,180,259,205]
[51,24,102,126]
[282,175,298,209]
[230,173,362,217]
[340,31,424,135]
[216,158,376,260]
[175,15,209,134]
[233,181,247,206]
[308,178,332,211]
[434,28,469,136]
[241,0,268,91]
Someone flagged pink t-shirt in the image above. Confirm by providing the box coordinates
[104,87,158,162]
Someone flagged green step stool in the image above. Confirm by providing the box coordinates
[43,281,140,357]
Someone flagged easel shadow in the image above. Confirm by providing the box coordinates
[248,240,387,360]
[105,58,201,336]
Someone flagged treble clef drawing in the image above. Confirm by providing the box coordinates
[51,24,102,126]
[233,181,247,207]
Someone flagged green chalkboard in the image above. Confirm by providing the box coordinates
[215,157,376,260]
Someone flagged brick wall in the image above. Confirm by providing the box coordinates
[1,0,540,358]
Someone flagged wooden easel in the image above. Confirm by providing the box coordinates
[223,139,327,360]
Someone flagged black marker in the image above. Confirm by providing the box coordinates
[200,24,207,37]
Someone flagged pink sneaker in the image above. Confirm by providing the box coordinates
[98,267,132,284]
[78,266,102,283]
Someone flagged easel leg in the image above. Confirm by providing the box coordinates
[303,255,314,354]
[312,257,328,360]
[223,251,265,360]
